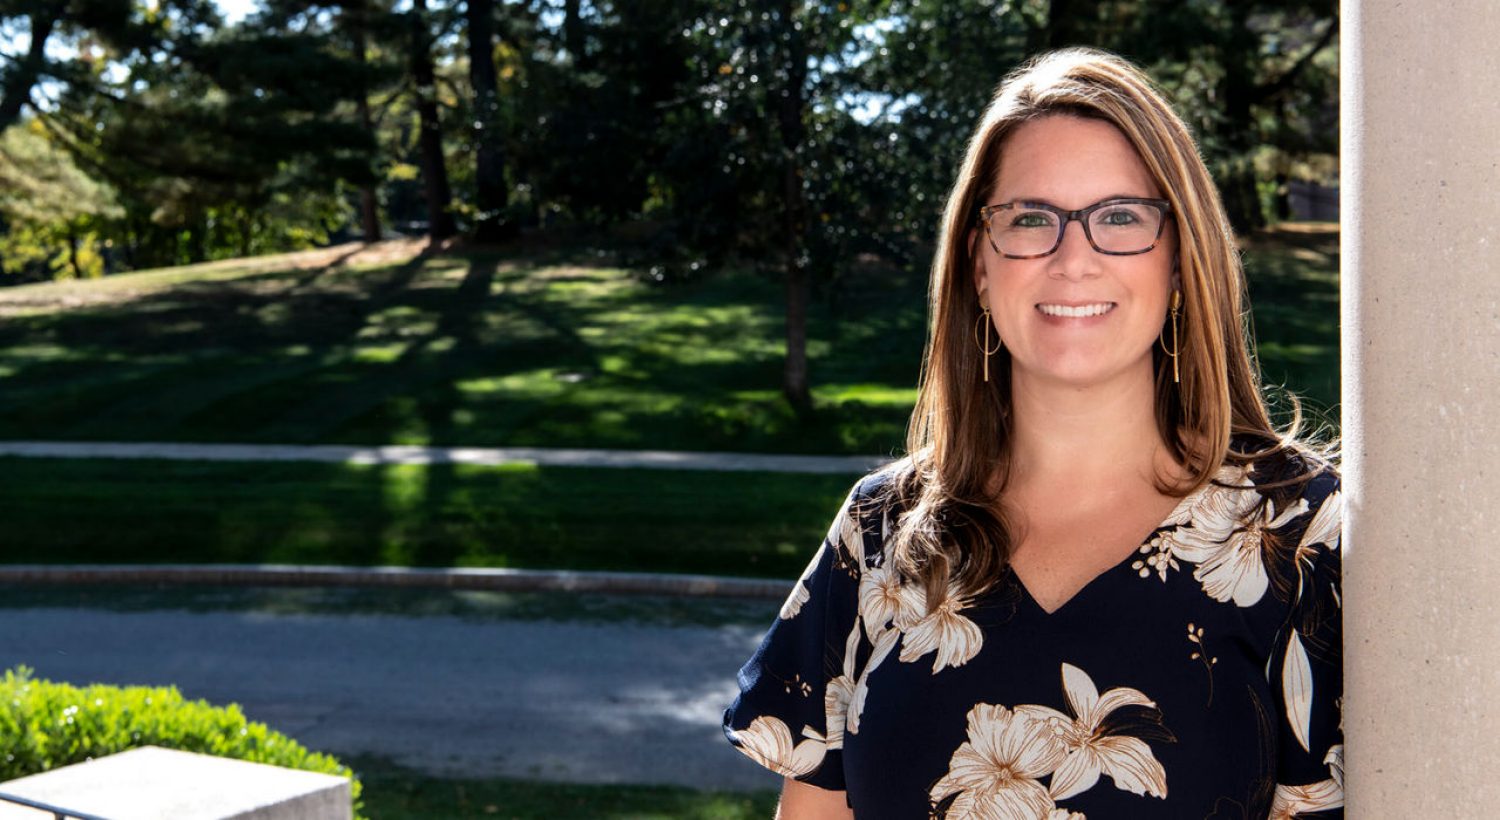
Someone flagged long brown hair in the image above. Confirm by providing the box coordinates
[874,47,1331,606]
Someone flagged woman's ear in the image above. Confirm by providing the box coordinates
[969,227,986,293]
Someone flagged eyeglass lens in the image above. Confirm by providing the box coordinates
[992,201,1163,256]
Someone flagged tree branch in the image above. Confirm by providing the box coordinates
[1254,16,1338,104]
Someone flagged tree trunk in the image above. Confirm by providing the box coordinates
[66,227,82,279]
[563,0,588,69]
[351,0,383,242]
[1218,2,1266,233]
[239,211,253,258]
[0,3,62,131]
[409,0,457,240]
[775,0,811,414]
[465,0,515,243]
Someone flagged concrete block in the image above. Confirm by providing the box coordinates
[0,746,351,820]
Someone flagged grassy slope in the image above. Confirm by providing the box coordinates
[0,245,921,455]
[0,225,1337,455]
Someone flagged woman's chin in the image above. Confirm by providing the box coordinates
[1011,355,1153,391]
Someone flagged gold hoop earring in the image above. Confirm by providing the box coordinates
[974,299,1003,382]
[1158,289,1182,384]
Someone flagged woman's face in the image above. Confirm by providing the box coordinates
[973,114,1177,392]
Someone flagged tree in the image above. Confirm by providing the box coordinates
[0,0,148,132]
[464,0,515,242]
[259,0,407,243]
[39,18,380,266]
[407,0,456,239]
[0,120,122,280]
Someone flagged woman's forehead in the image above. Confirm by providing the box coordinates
[992,115,1161,205]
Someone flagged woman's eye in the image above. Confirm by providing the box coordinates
[1099,209,1140,226]
[1011,212,1053,229]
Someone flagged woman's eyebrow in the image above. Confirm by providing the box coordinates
[1008,193,1153,207]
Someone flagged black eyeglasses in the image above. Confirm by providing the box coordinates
[977,197,1173,259]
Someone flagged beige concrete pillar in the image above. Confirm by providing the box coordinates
[1341,1,1500,814]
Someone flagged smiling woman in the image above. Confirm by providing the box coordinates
[724,48,1343,820]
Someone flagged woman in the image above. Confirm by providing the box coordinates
[722,48,1343,819]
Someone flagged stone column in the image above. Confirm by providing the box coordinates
[1341,1,1500,814]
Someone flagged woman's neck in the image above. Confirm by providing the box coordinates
[1006,362,1177,493]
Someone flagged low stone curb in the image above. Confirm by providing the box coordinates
[0,440,893,475]
[0,564,791,600]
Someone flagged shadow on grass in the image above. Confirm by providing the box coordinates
[0,457,856,579]
[0,241,921,454]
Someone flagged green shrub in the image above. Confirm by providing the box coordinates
[0,666,363,817]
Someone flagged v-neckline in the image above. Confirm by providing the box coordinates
[1012,481,1207,617]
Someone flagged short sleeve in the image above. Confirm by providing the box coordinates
[721,477,873,791]
[1267,472,1345,818]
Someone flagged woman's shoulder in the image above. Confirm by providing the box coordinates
[1222,431,1342,554]
[1228,431,1340,495]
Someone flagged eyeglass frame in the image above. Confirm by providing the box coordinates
[976,197,1174,259]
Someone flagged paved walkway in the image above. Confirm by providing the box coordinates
[0,440,891,474]
[0,590,786,792]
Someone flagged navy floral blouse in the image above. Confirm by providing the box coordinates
[724,444,1343,819]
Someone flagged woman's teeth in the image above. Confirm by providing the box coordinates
[1037,303,1115,318]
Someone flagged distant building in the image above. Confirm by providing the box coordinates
[1288,180,1339,221]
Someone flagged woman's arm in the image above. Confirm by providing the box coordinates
[775,777,854,820]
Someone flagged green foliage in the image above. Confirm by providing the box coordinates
[0,123,121,227]
[0,123,122,281]
[0,0,1337,343]
[0,666,364,817]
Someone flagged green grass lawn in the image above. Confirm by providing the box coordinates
[0,225,1338,455]
[0,244,921,455]
[0,457,856,578]
[354,761,777,820]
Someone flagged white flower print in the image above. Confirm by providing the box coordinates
[779,570,812,620]
[826,496,866,567]
[1297,490,1341,551]
[824,622,861,749]
[1047,811,1086,820]
[859,561,925,640]
[1019,663,1169,801]
[1161,463,1255,528]
[899,590,984,673]
[1281,629,1315,753]
[1170,492,1309,608]
[930,704,1068,819]
[1269,777,1343,819]
[729,716,828,778]
[859,562,983,674]
[1325,743,1343,791]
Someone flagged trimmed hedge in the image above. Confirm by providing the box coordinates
[0,666,363,817]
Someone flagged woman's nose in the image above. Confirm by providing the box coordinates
[1046,219,1102,279]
